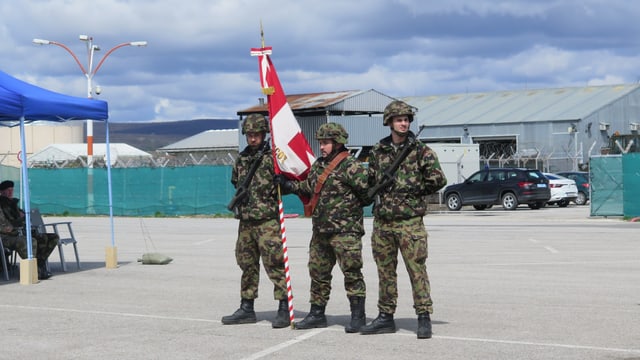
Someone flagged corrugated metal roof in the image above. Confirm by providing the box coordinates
[237,89,395,115]
[402,84,640,126]
[160,129,238,151]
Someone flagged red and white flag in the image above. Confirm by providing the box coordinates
[250,46,315,180]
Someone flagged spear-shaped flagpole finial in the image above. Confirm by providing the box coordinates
[260,20,265,48]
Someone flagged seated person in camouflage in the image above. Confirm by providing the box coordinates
[0,180,58,280]
[275,123,370,333]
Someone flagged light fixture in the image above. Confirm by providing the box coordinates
[631,122,639,132]
[599,122,610,132]
[32,38,50,45]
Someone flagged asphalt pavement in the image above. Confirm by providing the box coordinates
[1,205,639,360]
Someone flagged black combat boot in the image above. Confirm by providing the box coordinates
[37,259,52,280]
[344,296,366,333]
[417,313,432,339]
[221,299,256,325]
[294,304,327,329]
[359,312,396,335]
[272,299,290,329]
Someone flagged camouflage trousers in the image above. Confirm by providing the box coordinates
[1,231,59,261]
[235,219,287,300]
[371,216,432,315]
[307,232,366,306]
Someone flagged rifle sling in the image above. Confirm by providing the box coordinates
[304,151,349,216]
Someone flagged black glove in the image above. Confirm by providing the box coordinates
[273,174,295,194]
[273,174,287,185]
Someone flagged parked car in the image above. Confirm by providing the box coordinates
[443,168,550,211]
[543,173,578,207]
[556,171,590,205]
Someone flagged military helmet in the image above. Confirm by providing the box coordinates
[242,113,269,134]
[315,122,348,144]
[383,100,415,126]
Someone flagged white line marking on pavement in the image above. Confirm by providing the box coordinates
[240,328,328,360]
[528,238,558,253]
[434,334,640,355]
[479,260,638,266]
[4,304,638,356]
[193,239,215,245]
[0,304,217,323]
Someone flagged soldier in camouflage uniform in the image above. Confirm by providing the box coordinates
[359,100,447,339]
[0,180,58,280]
[275,123,369,333]
[221,114,290,329]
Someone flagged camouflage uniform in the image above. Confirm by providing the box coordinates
[290,148,369,305]
[222,113,290,328]
[283,122,369,332]
[231,140,287,301]
[369,134,446,315]
[0,196,58,264]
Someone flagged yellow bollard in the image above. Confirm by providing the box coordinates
[19,258,39,285]
[105,246,118,268]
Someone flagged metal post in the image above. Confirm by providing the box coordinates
[33,36,147,213]
[33,36,147,167]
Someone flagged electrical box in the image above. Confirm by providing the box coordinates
[427,143,480,185]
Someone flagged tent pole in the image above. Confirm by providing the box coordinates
[18,117,38,284]
[104,118,118,269]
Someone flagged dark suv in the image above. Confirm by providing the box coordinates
[444,168,551,211]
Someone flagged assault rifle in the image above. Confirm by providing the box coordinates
[227,138,270,213]
[367,126,424,201]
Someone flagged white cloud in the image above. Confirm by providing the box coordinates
[1,0,640,122]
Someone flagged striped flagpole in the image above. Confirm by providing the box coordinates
[276,186,295,327]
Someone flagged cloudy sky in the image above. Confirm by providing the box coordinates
[2,0,639,122]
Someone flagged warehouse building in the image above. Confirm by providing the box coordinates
[237,89,415,161]
[405,84,640,172]
[238,84,640,173]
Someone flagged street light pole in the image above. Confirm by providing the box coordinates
[33,35,147,167]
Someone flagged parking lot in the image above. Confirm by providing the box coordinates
[1,205,639,360]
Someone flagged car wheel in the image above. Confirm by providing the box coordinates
[575,192,587,205]
[473,205,488,210]
[501,192,518,210]
[446,193,462,211]
[558,199,569,207]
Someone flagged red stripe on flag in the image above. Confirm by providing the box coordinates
[253,47,315,181]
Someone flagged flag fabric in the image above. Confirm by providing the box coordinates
[251,43,314,326]
[250,46,315,180]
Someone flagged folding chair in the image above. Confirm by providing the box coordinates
[0,235,18,280]
[1,235,9,281]
[30,209,80,272]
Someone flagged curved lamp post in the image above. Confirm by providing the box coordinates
[33,35,147,167]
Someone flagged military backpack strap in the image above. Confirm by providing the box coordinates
[303,151,349,216]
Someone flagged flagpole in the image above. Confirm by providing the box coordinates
[255,23,296,328]
[275,184,295,328]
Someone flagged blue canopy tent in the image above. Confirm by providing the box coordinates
[0,70,114,280]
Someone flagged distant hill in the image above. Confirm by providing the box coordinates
[91,119,239,151]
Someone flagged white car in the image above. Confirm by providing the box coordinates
[543,173,578,207]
